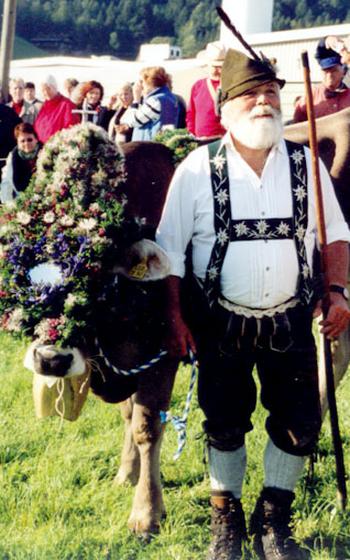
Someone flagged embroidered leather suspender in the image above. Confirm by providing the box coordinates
[203,140,313,308]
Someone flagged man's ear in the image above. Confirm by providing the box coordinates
[113,239,171,281]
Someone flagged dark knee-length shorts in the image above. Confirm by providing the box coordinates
[194,302,321,457]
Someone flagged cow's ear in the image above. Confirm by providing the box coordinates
[114,239,171,281]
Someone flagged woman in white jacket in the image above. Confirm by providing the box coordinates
[1,123,42,204]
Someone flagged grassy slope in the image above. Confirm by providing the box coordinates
[0,331,349,559]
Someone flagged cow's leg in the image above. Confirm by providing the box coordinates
[115,397,140,485]
[127,357,178,537]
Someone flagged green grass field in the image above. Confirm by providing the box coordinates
[0,331,349,559]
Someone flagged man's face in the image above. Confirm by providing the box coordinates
[208,64,222,81]
[10,82,24,103]
[41,83,56,100]
[221,81,283,150]
[322,64,345,91]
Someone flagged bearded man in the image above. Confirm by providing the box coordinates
[157,49,350,560]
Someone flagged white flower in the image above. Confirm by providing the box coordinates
[43,211,56,224]
[217,228,229,246]
[0,224,10,236]
[211,154,226,172]
[76,218,97,233]
[295,225,306,240]
[7,308,24,332]
[208,265,219,280]
[45,243,55,255]
[34,319,50,341]
[59,215,74,227]
[293,185,307,202]
[291,150,304,165]
[302,264,310,278]
[255,220,269,235]
[91,169,108,186]
[234,222,248,236]
[89,202,101,213]
[276,221,291,236]
[16,211,31,225]
[215,189,229,205]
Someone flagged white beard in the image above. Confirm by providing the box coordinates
[221,104,283,150]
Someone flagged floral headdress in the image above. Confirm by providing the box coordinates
[0,123,129,346]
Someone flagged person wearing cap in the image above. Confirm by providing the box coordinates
[294,37,350,123]
[34,75,80,144]
[157,48,350,560]
[186,41,227,139]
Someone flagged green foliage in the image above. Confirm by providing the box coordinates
[0,331,349,558]
[154,128,199,165]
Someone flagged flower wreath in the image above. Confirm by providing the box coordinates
[0,123,135,346]
[154,128,199,165]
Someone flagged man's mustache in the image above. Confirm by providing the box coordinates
[249,106,281,119]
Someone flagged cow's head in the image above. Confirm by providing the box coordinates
[0,124,171,419]
[21,237,170,418]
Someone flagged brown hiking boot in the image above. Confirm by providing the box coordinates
[250,487,307,560]
[206,491,247,560]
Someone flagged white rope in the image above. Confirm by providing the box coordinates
[94,337,167,376]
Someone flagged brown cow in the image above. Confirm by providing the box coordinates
[285,108,350,415]
[22,137,179,538]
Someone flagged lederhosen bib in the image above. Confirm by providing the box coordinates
[203,139,313,310]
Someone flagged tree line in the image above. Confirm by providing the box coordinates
[3,0,350,59]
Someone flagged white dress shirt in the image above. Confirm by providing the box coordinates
[156,133,350,309]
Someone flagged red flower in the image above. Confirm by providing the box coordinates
[48,328,59,341]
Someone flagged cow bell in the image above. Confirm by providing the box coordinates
[32,370,90,421]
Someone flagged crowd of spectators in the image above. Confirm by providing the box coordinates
[1,35,350,201]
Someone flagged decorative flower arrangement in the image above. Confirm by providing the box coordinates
[0,123,134,346]
[154,128,199,165]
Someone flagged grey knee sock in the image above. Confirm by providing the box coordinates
[209,445,247,499]
[264,438,306,491]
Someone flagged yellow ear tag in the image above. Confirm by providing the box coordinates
[129,257,148,279]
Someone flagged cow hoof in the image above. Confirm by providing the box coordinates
[128,513,161,538]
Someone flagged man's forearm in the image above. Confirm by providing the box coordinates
[164,275,183,320]
[325,240,349,286]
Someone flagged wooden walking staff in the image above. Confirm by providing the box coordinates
[301,50,347,510]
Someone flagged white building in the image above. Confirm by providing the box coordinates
[138,43,182,62]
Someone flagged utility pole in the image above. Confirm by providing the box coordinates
[0,0,17,102]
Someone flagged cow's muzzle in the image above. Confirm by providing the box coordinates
[33,346,74,377]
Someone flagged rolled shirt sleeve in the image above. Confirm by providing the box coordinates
[156,149,206,277]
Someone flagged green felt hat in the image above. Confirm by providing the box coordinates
[220,49,285,105]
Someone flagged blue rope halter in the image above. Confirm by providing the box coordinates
[160,350,198,460]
